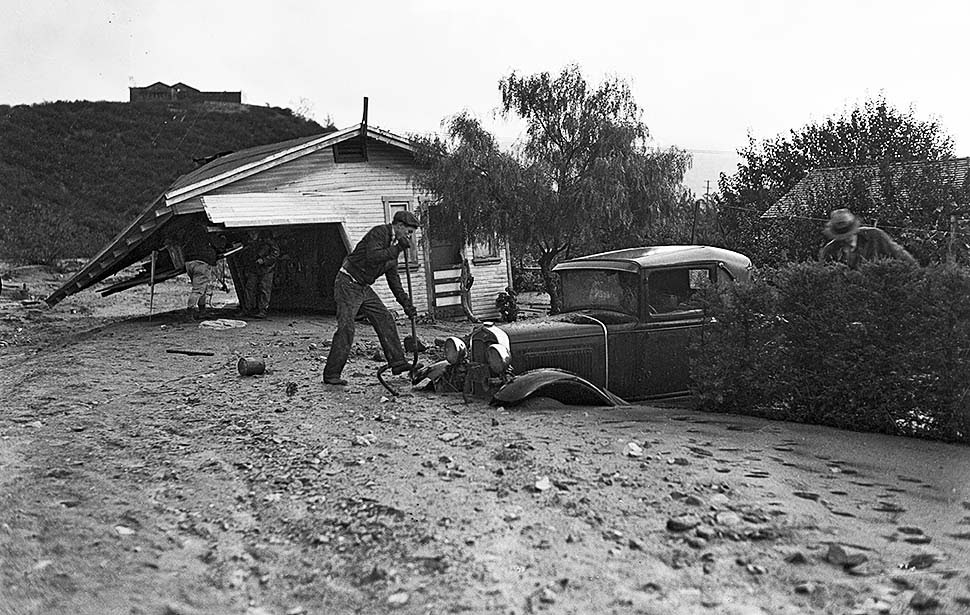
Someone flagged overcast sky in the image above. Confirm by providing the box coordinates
[5,0,970,191]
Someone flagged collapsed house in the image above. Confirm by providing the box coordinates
[46,123,511,319]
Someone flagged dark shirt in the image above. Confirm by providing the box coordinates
[819,227,916,269]
[341,223,411,308]
[180,224,219,266]
[250,236,281,271]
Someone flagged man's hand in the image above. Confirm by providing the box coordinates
[404,304,417,319]
[396,236,411,252]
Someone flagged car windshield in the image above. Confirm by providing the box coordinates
[561,269,639,315]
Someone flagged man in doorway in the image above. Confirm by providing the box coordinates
[819,208,916,269]
[241,230,280,319]
[323,210,420,385]
[178,221,221,320]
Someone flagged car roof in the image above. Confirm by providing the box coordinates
[553,245,752,275]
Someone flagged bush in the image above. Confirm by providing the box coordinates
[692,261,970,442]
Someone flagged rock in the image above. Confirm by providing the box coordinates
[684,495,704,506]
[624,442,644,457]
[537,587,557,604]
[784,551,808,565]
[387,591,409,607]
[909,591,940,611]
[667,514,701,532]
[714,511,741,526]
[825,543,867,569]
[628,538,644,550]
[114,525,135,536]
[794,582,816,594]
[695,526,716,540]
[437,432,461,442]
[710,493,730,507]
[533,476,552,492]
[353,433,376,446]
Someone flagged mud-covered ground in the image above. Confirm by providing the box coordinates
[1,265,969,615]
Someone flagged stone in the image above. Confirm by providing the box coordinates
[714,511,741,526]
[387,591,410,607]
[909,591,940,611]
[667,514,701,532]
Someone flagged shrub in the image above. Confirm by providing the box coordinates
[692,261,970,442]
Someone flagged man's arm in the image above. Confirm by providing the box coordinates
[362,225,401,265]
[383,263,415,316]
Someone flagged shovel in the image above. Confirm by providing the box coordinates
[377,245,423,396]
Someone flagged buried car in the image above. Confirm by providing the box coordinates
[414,245,751,405]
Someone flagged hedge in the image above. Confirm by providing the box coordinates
[691,261,970,442]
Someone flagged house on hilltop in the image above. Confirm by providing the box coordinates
[130,81,242,104]
[45,123,511,319]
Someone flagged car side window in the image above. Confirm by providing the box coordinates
[647,267,712,314]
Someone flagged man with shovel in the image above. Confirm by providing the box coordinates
[323,210,421,386]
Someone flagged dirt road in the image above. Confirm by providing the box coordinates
[1,267,969,614]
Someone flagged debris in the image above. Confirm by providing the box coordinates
[900,553,937,570]
[166,349,215,356]
[353,434,377,447]
[533,476,552,492]
[199,318,247,329]
[237,357,266,376]
[666,514,701,532]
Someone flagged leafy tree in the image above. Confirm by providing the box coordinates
[717,95,954,265]
[414,65,690,312]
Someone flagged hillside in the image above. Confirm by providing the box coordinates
[0,100,332,263]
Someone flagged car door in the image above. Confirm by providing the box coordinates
[632,266,713,398]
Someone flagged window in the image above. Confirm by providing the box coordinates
[383,197,419,269]
[646,267,712,314]
[472,233,501,264]
[561,269,640,315]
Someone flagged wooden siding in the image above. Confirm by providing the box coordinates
[203,139,510,317]
[206,141,426,314]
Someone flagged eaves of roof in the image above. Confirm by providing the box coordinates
[764,158,970,218]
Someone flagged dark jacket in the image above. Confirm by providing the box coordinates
[250,236,281,271]
[180,224,220,266]
[342,223,412,309]
[819,227,916,269]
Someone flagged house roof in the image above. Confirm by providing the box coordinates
[764,157,970,218]
[554,245,751,275]
[45,123,417,306]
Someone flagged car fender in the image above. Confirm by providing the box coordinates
[491,368,628,407]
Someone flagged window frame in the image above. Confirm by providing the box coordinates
[382,196,420,271]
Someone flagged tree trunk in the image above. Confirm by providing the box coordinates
[537,250,562,314]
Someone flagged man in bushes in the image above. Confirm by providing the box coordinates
[819,208,916,269]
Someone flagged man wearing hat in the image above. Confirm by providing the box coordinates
[323,210,421,385]
[819,208,916,269]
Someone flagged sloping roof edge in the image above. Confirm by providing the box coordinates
[45,123,419,306]
[165,124,416,205]
[763,157,970,219]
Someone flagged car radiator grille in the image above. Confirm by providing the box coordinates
[513,346,596,380]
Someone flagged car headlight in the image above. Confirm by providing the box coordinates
[444,336,467,365]
[485,343,511,375]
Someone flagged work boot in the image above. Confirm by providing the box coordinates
[187,307,202,321]
[324,376,348,386]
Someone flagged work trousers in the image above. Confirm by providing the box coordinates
[244,268,275,314]
[323,272,406,379]
[185,260,214,310]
